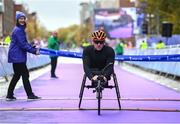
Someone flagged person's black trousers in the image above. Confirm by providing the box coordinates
[7,63,34,97]
[50,57,58,77]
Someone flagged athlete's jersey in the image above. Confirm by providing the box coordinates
[82,45,115,80]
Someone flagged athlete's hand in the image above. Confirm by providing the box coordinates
[98,75,107,82]
[103,76,107,82]
[91,75,98,81]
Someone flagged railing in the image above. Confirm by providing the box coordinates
[124,46,180,77]
[1,45,180,79]
[0,46,50,78]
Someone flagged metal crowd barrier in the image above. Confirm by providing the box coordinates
[124,47,180,77]
[0,46,50,78]
[39,47,180,78]
[1,45,180,79]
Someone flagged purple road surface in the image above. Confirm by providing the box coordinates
[0,63,180,123]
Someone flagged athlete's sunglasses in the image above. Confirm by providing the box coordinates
[93,40,105,44]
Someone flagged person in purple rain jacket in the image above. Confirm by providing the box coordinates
[6,11,41,101]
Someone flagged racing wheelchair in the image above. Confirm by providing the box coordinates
[79,64,121,115]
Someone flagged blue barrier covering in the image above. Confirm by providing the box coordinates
[0,47,50,77]
[40,48,82,58]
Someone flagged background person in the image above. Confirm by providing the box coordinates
[115,39,124,64]
[48,31,59,78]
[156,40,165,49]
[140,40,148,50]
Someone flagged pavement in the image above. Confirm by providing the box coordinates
[0,57,180,124]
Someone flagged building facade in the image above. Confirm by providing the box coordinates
[3,0,14,36]
[0,0,29,37]
[119,0,135,8]
[0,0,4,37]
[99,0,119,9]
[97,0,135,9]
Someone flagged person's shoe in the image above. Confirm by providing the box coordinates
[6,96,16,101]
[28,95,41,100]
[51,75,58,78]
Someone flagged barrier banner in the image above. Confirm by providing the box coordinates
[116,54,180,62]
[40,48,180,62]
[40,48,82,58]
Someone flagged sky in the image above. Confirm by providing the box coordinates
[14,0,88,31]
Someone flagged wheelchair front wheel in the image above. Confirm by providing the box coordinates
[97,89,102,115]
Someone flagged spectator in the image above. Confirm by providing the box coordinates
[81,40,91,49]
[115,40,124,55]
[140,40,148,50]
[48,31,59,78]
[4,34,11,45]
[156,40,165,49]
[115,40,124,64]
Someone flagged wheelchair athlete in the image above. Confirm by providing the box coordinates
[82,29,115,88]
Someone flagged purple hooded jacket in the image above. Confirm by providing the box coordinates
[8,11,36,63]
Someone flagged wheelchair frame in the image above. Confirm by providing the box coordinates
[79,73,121,115]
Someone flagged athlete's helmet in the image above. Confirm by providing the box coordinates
[91,30,106,41]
